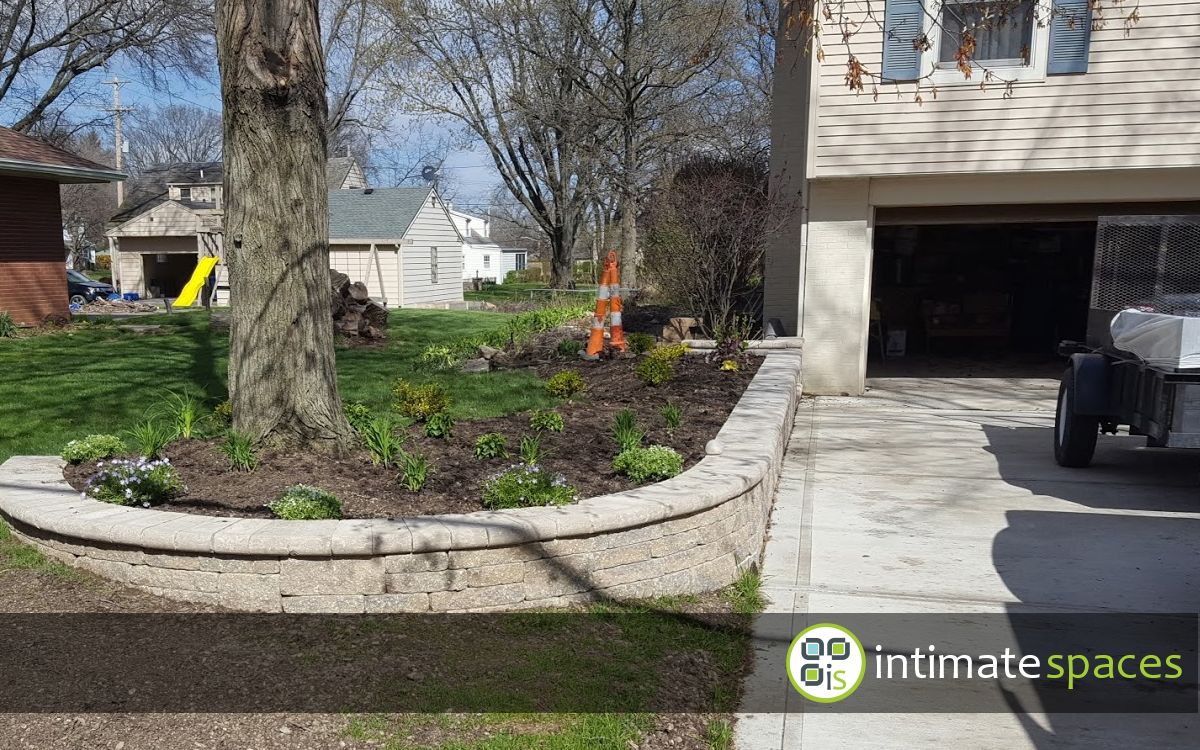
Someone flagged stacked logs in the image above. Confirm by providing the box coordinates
[331,269,389,339]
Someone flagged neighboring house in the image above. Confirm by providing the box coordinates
[448,207,528,282]
[766,0,1200,394]
[0,126,124,324]
[105,158,463,308]
[328,187,465,308]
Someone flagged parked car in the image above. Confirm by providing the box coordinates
[67,269,116,305]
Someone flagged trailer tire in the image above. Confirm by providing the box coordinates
[1055,367,1099,468]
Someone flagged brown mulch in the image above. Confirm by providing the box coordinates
[64,356,758,520]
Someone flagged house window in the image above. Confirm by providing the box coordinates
[431,247,439,284]
[926,0,1047,84]
[178,187,191,201]
[515,253,527,271]
[482,254,491,269]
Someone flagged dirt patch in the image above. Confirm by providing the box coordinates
[64,356,758,519]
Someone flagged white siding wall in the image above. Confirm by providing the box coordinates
[403,198,465,306]
[330,244,402,304]
[498,251,525,279]
[114,236,198,296]
[461,241,503,281]
[812,0,1200,177]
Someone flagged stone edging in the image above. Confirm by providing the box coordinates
[0,353,802,612]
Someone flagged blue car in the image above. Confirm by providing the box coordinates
[67,269,116,305]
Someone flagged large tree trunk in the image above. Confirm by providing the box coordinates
[217,0,354,451]
[619,123,639,288]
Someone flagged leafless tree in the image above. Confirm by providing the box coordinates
[642,155,772,334]
[125,104,223,169]
[60,130,117,264]
[562,0,738,286]
[0,0,212,132]
[392,0,607,287]
[217,0,354,450]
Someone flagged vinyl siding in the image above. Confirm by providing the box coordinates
[330,244,402,304]
[402,198,465,306]
[462,241,504,281]
[0,176,68,324]
[811,0,1200,177]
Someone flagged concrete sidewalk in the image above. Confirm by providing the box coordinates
[736,377,1200,749]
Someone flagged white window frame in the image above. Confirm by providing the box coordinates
[430,247,439,284]
[178,186,191,201]
[482,254,491,269]
[922,0,1051,86]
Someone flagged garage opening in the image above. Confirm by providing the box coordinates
[142,252,197,298]
[867,222,1095,377]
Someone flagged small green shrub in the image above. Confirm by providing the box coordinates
[126,420,175,459]
[659,401,684,431]
[545,370,587,399]
[424,412,455,439]
[610,409,644,451]
[153,389,204,440]
[474,432,508,460]
[556,339,583,357]
[86,457,183,506]
[650,342,689,361]
[361,415,405,466]
[419,344,458,371]
[212,400,233,426]
[482,464,577,509]
[268,485,342,520]
[399,450,431,492]
[612,445,684,484]
[636,356,674,386]
[0,311,17,338]
[393,379,451,421]
[519,433,544,464]
[222,430,258,472]
[626,332,656,354]
[529,409,564,433]
[343,401,373,433]
[61,434,126,464]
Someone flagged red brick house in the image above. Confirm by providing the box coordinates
[0,127,124,324]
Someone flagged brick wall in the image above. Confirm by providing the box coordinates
[0,176,67,324]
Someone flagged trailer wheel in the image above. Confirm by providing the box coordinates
[1054,367,1099,468]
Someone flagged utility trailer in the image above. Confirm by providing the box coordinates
[1054,216,1200,467]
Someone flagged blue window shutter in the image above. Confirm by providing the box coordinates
[882,0,924,81]
[1048,0,1092,74]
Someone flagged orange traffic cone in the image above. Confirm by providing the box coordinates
[583,251,624,359]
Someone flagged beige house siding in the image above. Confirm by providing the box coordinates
[401,198,465,307]
[811,0,1200,177]
[329,244,402,304]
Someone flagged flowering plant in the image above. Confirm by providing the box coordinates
[85,457,183,507]
[481,463,577,509]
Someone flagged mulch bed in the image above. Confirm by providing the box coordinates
[63,355,759,520]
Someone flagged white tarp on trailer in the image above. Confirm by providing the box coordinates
[1110,310,1200,369]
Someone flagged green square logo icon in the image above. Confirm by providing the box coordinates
[830,641,847,657]
[802,666,821,683]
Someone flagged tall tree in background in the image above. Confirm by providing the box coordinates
[126,104,223,169]
[396,0,605,287]
[216,0,354,450]
[61,130,116,262]
[567,0,735,286]
[0,0,211,133]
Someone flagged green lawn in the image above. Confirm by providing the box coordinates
[0,309,554,462]
[464,282,596,306]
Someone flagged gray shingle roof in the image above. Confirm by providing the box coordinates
[328,187,433,240]
[325,157,354,189]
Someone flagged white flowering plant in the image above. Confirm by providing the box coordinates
[481,464,577,510]
[85,457,184,507]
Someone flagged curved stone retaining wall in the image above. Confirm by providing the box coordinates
[0,352,801,612]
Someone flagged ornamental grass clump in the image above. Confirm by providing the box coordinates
[61,434,126,465]
[612,445,684,484]
[85,457,183,507]
[268,485,343,520]
[482,464,577,509]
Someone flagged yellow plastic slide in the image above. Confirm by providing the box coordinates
[172,256,220,307]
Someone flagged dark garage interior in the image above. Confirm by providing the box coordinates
[868,222,1096,375]
[142,253,196,298]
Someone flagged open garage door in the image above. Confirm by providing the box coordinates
[867,222,1095,377]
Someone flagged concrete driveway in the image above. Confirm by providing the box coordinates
[737,377,1200,749]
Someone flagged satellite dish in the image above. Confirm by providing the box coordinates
[421,165,440,183]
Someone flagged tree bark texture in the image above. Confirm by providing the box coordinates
[217,0,354,451]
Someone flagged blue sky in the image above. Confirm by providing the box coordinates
[11,63,501,210]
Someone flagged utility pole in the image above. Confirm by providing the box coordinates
[104,78,133,207]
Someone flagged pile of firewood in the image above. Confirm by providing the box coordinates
[331,269,388,339]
